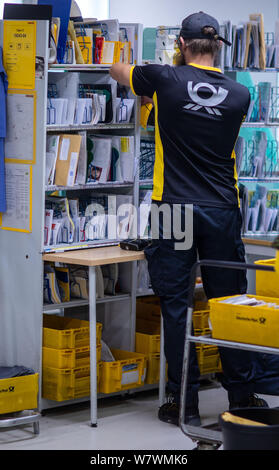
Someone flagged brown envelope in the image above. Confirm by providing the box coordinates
[54,134,82,186]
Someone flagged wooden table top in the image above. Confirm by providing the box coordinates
[242,237,276,248]
[42,245,145,266]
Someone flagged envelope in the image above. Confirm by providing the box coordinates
[74,98,87,125]
[65,98,76,126]
[54,134,82,186]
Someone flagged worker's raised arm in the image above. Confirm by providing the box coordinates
[110,63,132,87]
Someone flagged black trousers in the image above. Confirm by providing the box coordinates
[145,203,256,408]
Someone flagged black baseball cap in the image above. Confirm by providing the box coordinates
[180,12,232,46]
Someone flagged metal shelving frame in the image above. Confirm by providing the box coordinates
[0,20,149,415]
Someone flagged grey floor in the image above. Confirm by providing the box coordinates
[1,385,278,450]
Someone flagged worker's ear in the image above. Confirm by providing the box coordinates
[179,36,185,50]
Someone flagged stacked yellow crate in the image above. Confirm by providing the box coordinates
[192,310,222,374]
[136,297,166,384]
[42,314,102,401]
[136,297,222,380]
[99,350,147,393]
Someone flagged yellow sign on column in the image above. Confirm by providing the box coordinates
[3,20,36,90]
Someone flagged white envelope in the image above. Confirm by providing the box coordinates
[118,98,134,123]
[47,98,67,125]
[84,98,93,124]
[74,98,87,125]
[65,98,76,126]
[61,99,68,125]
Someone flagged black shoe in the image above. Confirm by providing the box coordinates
[158,400,179,426]
[158,395,201,426]
[229,394,269,410]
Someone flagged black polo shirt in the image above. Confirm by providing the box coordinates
[130,63,250,208]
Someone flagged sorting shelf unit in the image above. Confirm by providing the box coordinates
[0,19,147,412]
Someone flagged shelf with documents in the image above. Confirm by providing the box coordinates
[242,122,279,128]
[45,182,134,192]
[47,123,135,132]
[48,64,111,72]
[239,177,279,182]
[0,19,146,413]
[43,293,131,313]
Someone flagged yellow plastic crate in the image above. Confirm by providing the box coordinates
[255,259,279,298]
[196,344,218,362]
[99,349,146,394]
[198,353,220,375]
[135,331,160,354]
[42,344,101,369]
[144,353,168,384]
[209,294,279,348]
[276,250,279,273]
[196,345,221,374]
[42,347,75,369]
[194,327,211,336]
[194,300,209,311]
[43,314,102,349]
[74,364,101,398]
[42,365,98,401]
[192,310,210,330]
[0,373,39,414]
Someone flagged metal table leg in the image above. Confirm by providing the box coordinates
[89,265,97,427]
[159,312,166,407]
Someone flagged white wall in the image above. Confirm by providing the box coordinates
[76,0,109,20]
[109,0,279,33]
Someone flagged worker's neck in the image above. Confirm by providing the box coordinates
[185,53,215,68]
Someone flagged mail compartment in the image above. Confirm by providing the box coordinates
[0,373,39,414]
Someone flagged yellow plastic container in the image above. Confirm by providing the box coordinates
[135,331,160,354]
[99,349,146,394]
[43,314,102,349]
[42,347,75,369]
[198,353,220,375]
[194,327,211,337]
[194,300,209,311]
[42,365,92,401]
[192,310,210,330]
[276,250,279,273]
[0,373,39,414]
[196,345,221,375]
[209,294,279,348]
[42,344,101,369]
[144,353,168,384]
[74,363,101,398]
[255,259,279,298]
